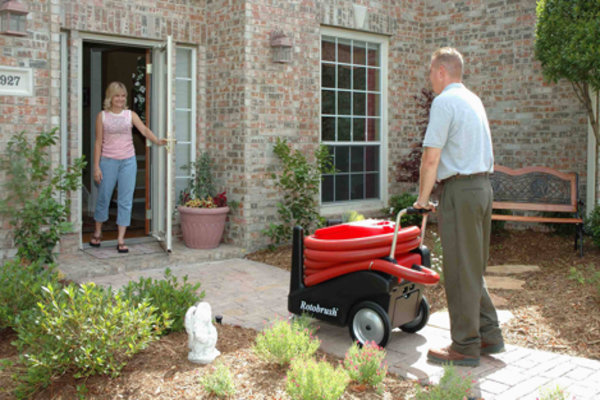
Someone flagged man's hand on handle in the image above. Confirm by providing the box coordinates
[413,199,437,212]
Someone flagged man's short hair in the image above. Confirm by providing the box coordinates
[431,47,463,79]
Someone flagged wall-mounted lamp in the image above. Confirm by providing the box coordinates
[0,0,29,36]
[270,30,292,63]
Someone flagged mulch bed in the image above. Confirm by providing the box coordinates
[0,227,598,399]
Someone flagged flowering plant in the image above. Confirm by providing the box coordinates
[180,191,227,209]
[179,152,229,209]
[343,341,387,393]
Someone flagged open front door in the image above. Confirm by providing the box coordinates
[150,35,175,252]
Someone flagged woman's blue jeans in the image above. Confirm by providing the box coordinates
[94,156,137,227]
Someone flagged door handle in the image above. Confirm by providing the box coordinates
[164,137,177,153]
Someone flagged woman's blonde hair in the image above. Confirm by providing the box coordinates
[103,81,128,110]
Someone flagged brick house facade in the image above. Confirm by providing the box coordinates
[0,0,589,259]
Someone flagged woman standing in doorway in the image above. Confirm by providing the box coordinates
[89,81,166,253]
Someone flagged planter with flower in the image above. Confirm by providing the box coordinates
[178,152,230,249]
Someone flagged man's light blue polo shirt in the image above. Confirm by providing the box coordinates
[422,82,494,181]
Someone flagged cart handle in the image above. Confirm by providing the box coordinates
[389,207,430,260]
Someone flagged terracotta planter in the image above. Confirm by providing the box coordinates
[178,206,229,249]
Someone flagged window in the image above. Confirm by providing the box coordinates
[321,30,386,205]
[174,47,196,199]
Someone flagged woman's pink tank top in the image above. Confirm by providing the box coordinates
[101,110,135,160]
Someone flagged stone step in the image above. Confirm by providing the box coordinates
[487,264,540,275]
[486,275,526,290]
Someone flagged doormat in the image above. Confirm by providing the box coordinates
[84,242,164,259]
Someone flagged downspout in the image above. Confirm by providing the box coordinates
[587,90,599,216]
[60,33,68,194]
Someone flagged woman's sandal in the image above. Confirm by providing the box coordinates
[117,243,129,253]
[89,235,102,248]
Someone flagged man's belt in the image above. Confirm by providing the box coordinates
[441,172,489,183]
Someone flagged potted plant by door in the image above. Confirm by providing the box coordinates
[178,152,230,249]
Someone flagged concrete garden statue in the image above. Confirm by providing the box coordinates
[184,302,220,364]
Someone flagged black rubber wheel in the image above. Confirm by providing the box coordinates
[348,301,391,347]
[399,296,430,333]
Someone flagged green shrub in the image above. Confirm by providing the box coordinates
[585,204,600,248]
[200,362,236,398]
[253,318,320,366]
[0,128,85,264]
[0,259,60,329]
[342,210,365,222]
[7,283,167,398]
[120,268,204,334]
[414,364,473,400]
[568,265,600,298]
[264,138,334,246]
[343,341,387,393]
[286,357,349,400]
[386,193,422,227]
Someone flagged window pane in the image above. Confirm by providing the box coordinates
[338,65,351,89]
[322,90,335,114]
[354,92,366,116]
[335,175,349,201]
[338,91,351,115]
[367,93,379,116]
[175,80,191,109]
[176,178,189,201]
[354,42,366,65]
[353,118,365,141]
[367,118,380,141]
[338,39,351,63]
[365,146,379,171]
[338,118,351,141]
[176,48,191,77]
[354,67,366,90]
[176,143,191,175]
[335,146,349,172]
[351,146,364,172]
[322,175,334,202]
[322,117,335,141]
[367,68,380,91]
[350,174,364,200]
[368,44,380,66]
[175,110,191,142]
[322,63,335,88]
[320,33,383,204]
[365,173,379,198]
[322,37,336,62]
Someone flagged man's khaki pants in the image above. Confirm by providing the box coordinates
[439,174,503,357]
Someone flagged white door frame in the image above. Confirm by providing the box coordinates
[150,35,175,252]
[74,33,170,249]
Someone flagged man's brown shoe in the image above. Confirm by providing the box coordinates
[481,341,505,355]
[427,346,480,367]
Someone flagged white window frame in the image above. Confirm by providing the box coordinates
[174,46,197,200]
[319,27,389,216]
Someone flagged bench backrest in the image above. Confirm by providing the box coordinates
[491,165,579,213]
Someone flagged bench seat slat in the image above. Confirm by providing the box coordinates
[492,201,576,213]
[491,215,582,224]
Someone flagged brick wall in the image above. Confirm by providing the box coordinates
[203,0,247,245]
[0,0,590,257]
[0,0,60,258]
[422,0,588,186]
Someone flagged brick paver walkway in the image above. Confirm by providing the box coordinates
[77,257,600,400]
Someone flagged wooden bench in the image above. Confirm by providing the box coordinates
[490,165,584,256]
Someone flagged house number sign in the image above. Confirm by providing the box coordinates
[0,66,32,96]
